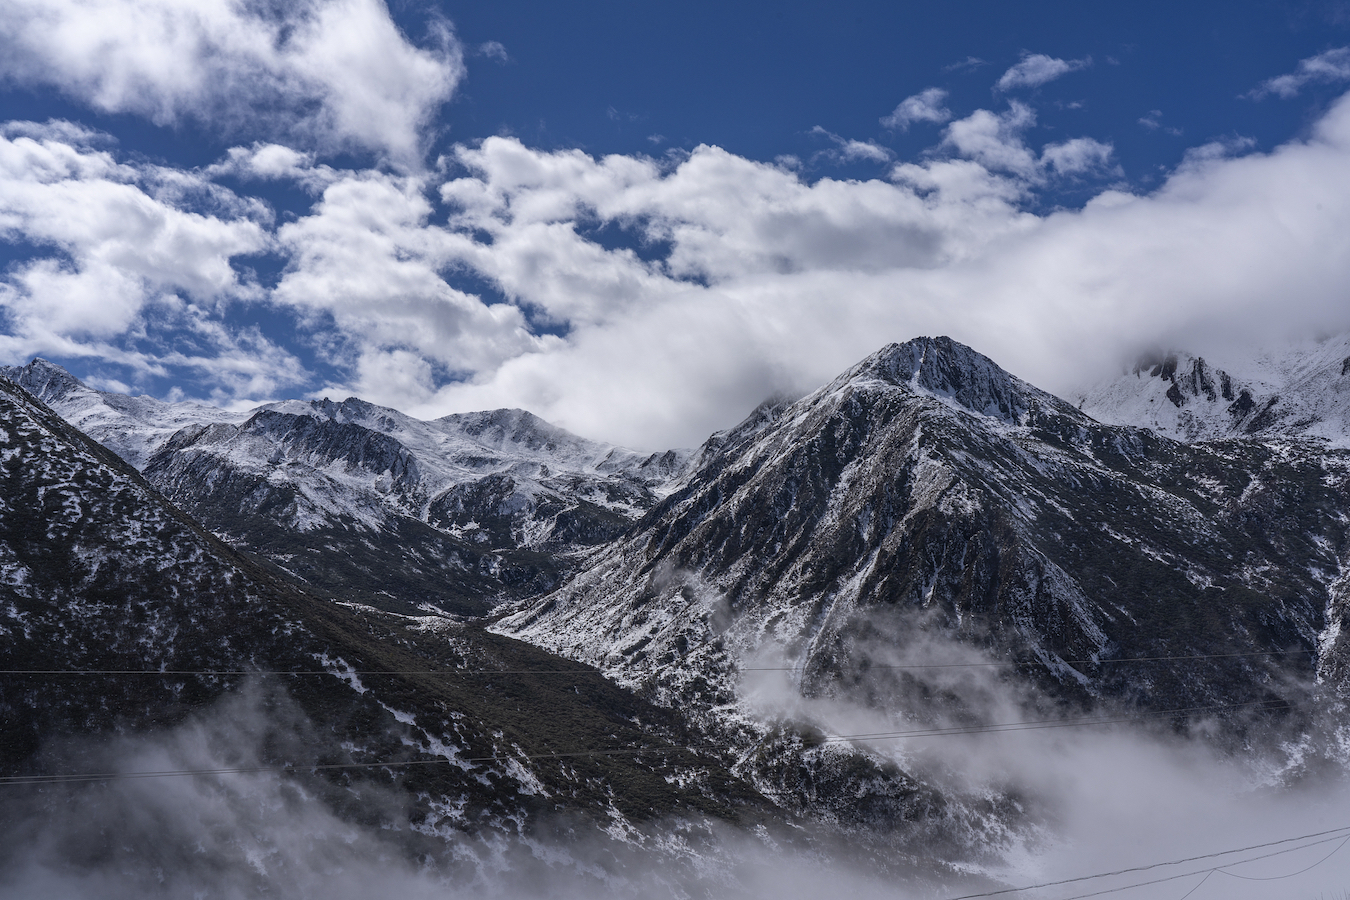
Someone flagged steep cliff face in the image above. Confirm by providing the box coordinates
[495,336,1350,824]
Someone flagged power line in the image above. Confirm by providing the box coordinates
[1214,833,1350,883]
[5,752,1348,900]
[0,648,1314,679]
[743,648,1313,672]
[942,826,1350,900]
[0,699,1291,787]
[1037,834,1350,900]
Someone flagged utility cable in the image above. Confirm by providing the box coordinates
[941,827,1350,900]
[0,699,1290,787]
[1212,833,1350,882]
[1033,833,1350,900]
[0,648,1315,679]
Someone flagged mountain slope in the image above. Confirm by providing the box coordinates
[0,374,781,880]
[496,336,1350,821]
[143,399,687,614]
[0,359,691,615]
[0,357,248,468]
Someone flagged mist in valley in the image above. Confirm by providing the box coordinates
[4,622,1349,900]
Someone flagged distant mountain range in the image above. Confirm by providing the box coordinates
[2,358,689,615]
[5,334,1350,888]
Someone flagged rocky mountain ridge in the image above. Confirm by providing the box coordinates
[1075,333,1350,446]
[8,335,1350,889]
[0,373,821,895]
[0,358,692,615]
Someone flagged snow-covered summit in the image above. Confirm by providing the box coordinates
[0,358,248,468]
[1075,333,1350,446]
[833,336,1079,425]
[0,358,694,613]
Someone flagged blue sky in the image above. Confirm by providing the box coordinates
[1,0,1349,447]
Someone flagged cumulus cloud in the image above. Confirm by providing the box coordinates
[207,142,342,194]
[941,102,1041,177]
[996,53,1091,91]
[0,0,463,165]
[271,168,550,407]
[4,75,1350,451]
[1040,137,1119,177]
[0,122,303,396]
[410,94,1349,448]
[880,88,952,131]
[1251,46,1350,99]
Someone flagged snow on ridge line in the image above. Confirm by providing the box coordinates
[1075,333,1350,446]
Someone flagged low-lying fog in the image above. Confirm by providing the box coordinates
[4,638,1348,900]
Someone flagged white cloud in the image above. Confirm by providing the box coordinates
[0,122,303,396]
[412,95,1350,448]
[809,127,894,165]
[478,40,510,63]
[271,168,551,406]
[207,143,342,194]
[944,56,986,73]
[935,104,1117,184]
[1137,109,1182,136]
[1041,137,1119,177]
[941,102,1041,178]
[996,53,1091,91]
[881,88,952,131]
[0,0,463,165]
[1252,46,1350,99]
[5,86,1350,451]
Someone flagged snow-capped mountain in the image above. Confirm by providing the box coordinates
[9,336,1350,887]
[0,359,691,614]
[1075,333,1350,446]
[0,357,249,468]
[144,399,689,614]
[495,336,1350,818]
[0,373,794,888]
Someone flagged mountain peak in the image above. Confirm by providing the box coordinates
[0,357,91,404]
[846,336,1038,424]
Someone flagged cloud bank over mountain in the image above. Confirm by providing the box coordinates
[1,3,1349,447]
